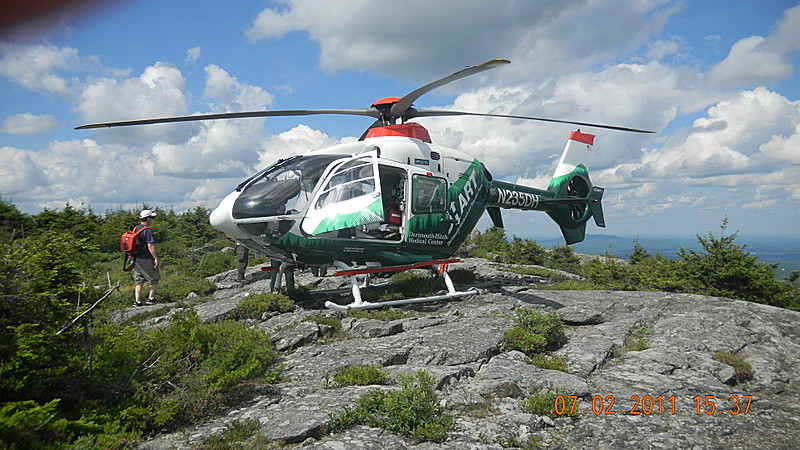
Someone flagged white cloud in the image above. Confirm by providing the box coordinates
[708,36,795,87]
[420,60,701,182]
[150,116,272,179]
[1,139,145,202]
[245,7,299,41]
[256,124,342,168]
[75,62,193,144]
[0,146,47,195]
[202,64,274,111]
[0,41,79,94]
[79,62,188,120]
[246,0,678,82]
[186,46,202,64]
[646,39,681,60]
[760,123,800,164]
[149,64,278,178]
[2,57,290,210]
[1,113,61,134]
[579,83,800,236]
[707,4,800,88]
[632,88,800,180]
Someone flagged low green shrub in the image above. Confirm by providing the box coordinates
[194,251,237,278]
[540,279,600,290]
[500,265,555,278]
[505,236,548,265]
[329,370,453,442]
[623,327,650,352]
[512,309,565,350]
[522,390,576,418]
[304,314,342,330]
[547,244,581,271]
[326,364,389,388]
[504,309,568,373]
[196,418,264,449]
[347,308,412,321]
[525,353,569,372]
[0,400,108,449]
[503,326,547,355]
[385,271,442,298]
[580,257,636,290]
[156,270,215,302]
[230,293,294,320]
[92,312,279,431]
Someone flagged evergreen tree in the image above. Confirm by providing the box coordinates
[0,199,32,236]
[678,219,797,309]
[506,236,547,265]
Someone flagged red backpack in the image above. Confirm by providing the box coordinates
[120,226,150,271]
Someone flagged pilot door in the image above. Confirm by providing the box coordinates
[301,154,385,236]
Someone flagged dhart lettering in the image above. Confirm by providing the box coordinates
[449,169,479,225]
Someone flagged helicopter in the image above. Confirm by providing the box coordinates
[77,59,654,309]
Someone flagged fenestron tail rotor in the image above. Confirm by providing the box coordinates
[75,59,655,134]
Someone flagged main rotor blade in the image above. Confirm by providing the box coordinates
[75,108,378,129]
[406,109,656,133]
[389,59,510,118]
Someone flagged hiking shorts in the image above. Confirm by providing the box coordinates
[132,258,161,284]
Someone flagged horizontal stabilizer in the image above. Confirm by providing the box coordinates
[560,223,587,245]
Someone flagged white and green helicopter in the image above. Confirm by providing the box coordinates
[78,59,653,309]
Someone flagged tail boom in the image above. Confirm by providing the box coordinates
[484,130,606,244]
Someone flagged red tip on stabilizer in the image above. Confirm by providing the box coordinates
[569,130,595,146]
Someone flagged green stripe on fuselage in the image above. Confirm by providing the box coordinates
[311,197,383,235]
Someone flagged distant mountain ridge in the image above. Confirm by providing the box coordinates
[528,234,800,275]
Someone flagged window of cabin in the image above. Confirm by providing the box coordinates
[411,174,447,214]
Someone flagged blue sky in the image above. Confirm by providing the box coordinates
[1,0,799,240]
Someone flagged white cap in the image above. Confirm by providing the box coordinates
[140,209,157,219]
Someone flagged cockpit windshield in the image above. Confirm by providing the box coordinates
[232,155,343,219]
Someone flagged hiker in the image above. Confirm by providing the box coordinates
[133,209,160,306]
[236,241,249,282]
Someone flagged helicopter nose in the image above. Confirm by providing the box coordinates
[210,191,241,237]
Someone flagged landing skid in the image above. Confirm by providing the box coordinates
[324,259,478,311]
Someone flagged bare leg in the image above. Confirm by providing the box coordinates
[135,282,144,303]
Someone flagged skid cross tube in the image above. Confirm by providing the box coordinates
[324,259,478,311]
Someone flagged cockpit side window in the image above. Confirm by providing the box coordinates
[315,158,375,209]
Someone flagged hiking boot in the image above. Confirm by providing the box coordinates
[146,298,156,304]
[133,301,143,307]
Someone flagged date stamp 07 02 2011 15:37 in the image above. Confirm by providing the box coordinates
[553,395,753,416]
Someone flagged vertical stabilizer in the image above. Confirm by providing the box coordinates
[548,130,594,195]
